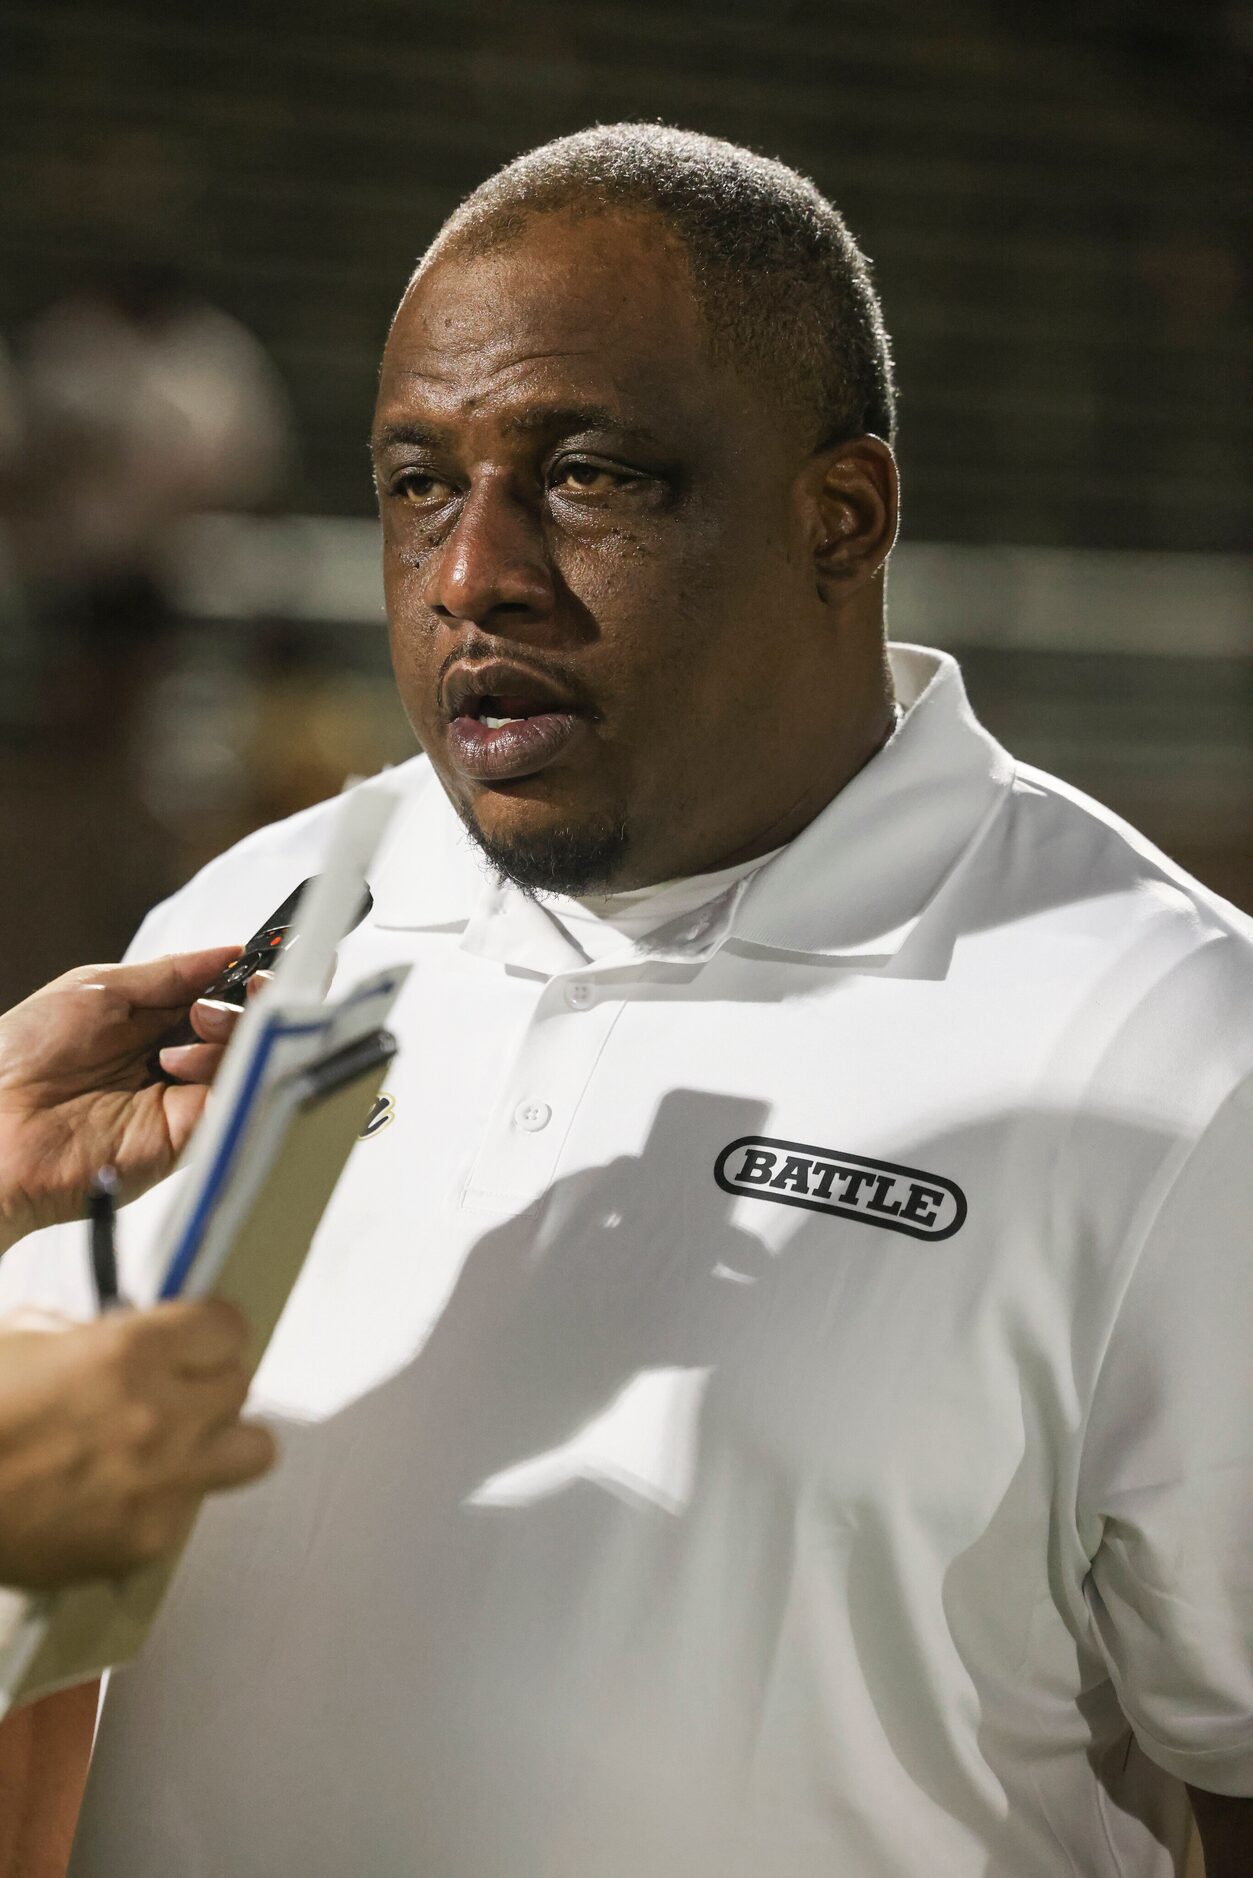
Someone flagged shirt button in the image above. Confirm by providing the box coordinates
[565,981,594,1009]
[513,1099,552,1133]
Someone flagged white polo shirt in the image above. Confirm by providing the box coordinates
[4,646,1250,1877]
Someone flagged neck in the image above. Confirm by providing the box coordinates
[615,671,898,893]
[702,694,898,878]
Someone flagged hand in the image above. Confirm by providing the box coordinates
[0,948,247,1254]
[0,1301,276,1589]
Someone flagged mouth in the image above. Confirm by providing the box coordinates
[442,660,589,784]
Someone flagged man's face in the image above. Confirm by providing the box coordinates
[373,210,835,893]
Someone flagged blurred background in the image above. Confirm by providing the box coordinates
[0,0,1248,1009]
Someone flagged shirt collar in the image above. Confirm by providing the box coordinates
[367,646,1012,971]
[727,645,1012,961]
[368,759,489,931]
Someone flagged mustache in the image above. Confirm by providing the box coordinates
[434,635,596,715]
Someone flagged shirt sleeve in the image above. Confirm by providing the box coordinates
[1078,1074,1253,1795]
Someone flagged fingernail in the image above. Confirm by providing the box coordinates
[192,999,237,1037]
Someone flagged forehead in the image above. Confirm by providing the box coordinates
[376,212,720,433]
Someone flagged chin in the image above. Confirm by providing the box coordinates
[456,788,631,897]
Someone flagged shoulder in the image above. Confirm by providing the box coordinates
[1000,759,1252,983]
[984,759,1253,1127]
[128,756,438,960]
[1003,760,1246,932]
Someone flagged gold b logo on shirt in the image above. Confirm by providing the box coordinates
[359,1092,396,1139]
[715,1135,966,1240]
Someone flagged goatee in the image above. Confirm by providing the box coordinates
[460,808,631,898]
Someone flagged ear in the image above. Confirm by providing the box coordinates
[805,437,899,601]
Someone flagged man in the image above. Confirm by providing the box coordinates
[2,126,1249,1876]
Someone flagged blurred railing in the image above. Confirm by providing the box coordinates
[162,512,1253,894]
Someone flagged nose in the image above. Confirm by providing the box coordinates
[423,474,556,630]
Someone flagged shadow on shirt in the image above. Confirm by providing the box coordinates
[77,1087,1193,1878]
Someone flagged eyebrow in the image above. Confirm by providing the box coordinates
[504,403,655,441]
[371,420,442,455]
[371,404,663,456]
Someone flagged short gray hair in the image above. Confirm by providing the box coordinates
[424,123,897,448]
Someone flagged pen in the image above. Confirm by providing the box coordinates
[88,1166,125,1311]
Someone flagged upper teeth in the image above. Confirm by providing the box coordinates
[481,714,523,729]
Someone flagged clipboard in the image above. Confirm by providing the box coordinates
[0,787,407,1714]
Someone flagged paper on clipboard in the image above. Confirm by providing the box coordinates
[0,785,408,1714]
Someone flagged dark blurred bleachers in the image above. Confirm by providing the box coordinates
[0,0,1246,545]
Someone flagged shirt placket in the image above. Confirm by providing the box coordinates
[457,872,751,1212]
[460,967,628,1211]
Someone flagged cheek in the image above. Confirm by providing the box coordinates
[551,525,663,610]
[382,538,429,618]
[582,534,758,706]
[554,520,740,666]
[568,556,709,735]
[384,575,440,733]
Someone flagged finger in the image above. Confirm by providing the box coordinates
[147,1366,255,1475]
[127,1298,250,1374]
[189,998,242,1043]
[170,1299,252,1375]
[159,1080,212,1161]
[0,1307,74,1335]
[158,1040,227,1083]
[93,947,246,1014]
[189,1419,278,1491]
[245,970,275,1001]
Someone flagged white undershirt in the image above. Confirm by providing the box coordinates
[542,847,785,963]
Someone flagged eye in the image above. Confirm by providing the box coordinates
[550,459,637,497]
[392,469,455,505]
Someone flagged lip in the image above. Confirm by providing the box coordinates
[447,710,584,782]
[442,657,580,724]
[440,657,589,784]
